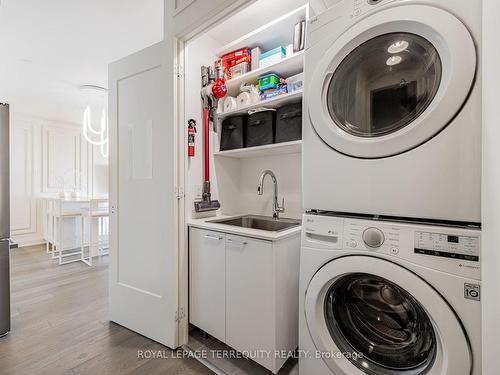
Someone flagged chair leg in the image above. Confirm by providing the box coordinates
[98,217,102,256]
[58,217,63,265]
[81,215,91,266]
[52,216,58,259]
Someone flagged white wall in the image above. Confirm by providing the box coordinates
[9,112,109,246]
[482,0,500,373]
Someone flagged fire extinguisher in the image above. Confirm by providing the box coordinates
[187,119,197,157]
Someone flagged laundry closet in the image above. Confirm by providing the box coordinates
[180,1,310,373]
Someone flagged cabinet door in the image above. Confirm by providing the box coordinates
[189,228,226,341]
[226,234,274,370]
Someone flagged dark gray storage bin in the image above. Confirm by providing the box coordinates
[220,115,245,151]
[246,110,275,148]
[275,102,302,143]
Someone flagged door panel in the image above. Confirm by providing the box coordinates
[109,42,179,348]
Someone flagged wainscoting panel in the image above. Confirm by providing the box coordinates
[10,113,106,247]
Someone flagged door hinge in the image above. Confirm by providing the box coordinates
[175,186,185,199]
[175,64,184,79]
[175,308,186,322]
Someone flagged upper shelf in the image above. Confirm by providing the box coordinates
[216,90,303,121]
[215,5,308,58]
[214,140,302,159]
[225,51,304,97]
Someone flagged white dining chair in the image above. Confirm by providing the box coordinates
[83,199,109,265]
[52,199,90,266]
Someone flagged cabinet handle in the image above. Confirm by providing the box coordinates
[204,234,223,241]
[227,238,248,246]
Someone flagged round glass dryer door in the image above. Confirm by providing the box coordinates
[327,33,442,138]
[307,4,476,158]
[304,256,471,375]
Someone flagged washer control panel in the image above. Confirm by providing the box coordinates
[302,214,481,279]
[414,231,480,262]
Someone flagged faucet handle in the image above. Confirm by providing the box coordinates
[278,197,285,213]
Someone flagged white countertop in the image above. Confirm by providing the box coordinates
[188,214,302,241]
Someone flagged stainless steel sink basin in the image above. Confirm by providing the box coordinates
[208,215,301,232]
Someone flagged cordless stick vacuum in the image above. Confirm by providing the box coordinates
[194,65,226,213]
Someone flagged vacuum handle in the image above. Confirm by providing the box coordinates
[203,107,210,184]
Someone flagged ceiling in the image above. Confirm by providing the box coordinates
[0,0,163,125]
[206,0,307,48]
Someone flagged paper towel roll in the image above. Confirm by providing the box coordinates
[236,92,252,108]
[223,97,237,112]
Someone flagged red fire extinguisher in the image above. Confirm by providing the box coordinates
[188,119,197,157]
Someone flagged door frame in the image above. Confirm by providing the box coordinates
[167,0,256,346]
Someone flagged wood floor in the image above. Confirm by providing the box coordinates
[0,245,213,375]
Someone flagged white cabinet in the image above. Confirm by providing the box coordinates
[189,225,300,374]
[189,228,226,341]
[226,234,274,370]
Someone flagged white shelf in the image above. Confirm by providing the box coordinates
[214,140,302,159]
[225,51,304,97]
[216,5,308,57]
[217,90,303,121]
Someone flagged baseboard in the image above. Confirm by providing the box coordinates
[11,233,46,248]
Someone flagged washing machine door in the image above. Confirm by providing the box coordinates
[307,4,476,158]
[304,256,471,375]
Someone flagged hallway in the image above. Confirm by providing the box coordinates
[0,245,213,375]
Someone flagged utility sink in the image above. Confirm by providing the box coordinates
[209,215,301,232]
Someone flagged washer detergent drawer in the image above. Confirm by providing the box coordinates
[301,214,343,249]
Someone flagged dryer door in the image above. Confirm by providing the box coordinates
[307,4,476,158]
[304,256,471,375]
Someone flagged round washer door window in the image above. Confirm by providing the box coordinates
[304,256,471,375]
[306,4,477,158]
[325,273,436,374]
[327,33,442,138]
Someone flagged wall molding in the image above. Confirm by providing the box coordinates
[10,112,107,247]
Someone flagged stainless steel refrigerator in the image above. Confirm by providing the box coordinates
[0,103,10,337]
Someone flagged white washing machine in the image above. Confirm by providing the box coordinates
[303,0,481,223]
[299,213,481,375]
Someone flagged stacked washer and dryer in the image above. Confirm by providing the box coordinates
[300,0,482,374]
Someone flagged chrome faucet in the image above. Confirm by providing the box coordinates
[257,170,285,219]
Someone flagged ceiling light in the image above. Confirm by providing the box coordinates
[386,56,402,66]
[388,40,409,54]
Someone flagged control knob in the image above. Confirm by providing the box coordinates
[362,227,385,249]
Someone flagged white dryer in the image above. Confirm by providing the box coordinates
[299,213,481,375]
[303,0,481,223]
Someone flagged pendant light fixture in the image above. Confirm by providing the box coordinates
[80,85,108,158]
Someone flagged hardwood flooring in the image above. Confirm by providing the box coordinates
[0,245,213,375]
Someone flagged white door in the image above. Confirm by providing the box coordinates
[304,256,471,375]
[307,4,476,158]
[109,41,180,348]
